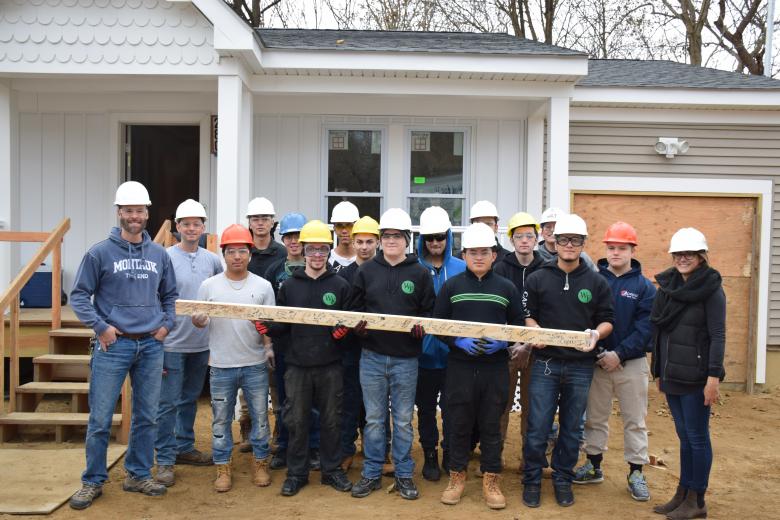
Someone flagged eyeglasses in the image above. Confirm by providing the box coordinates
[512,232,537,241]
[423,234,447,242]
[555,236,585,247]
[249,216,273,223]
[334,223,352,230]
[672,251,699,260]
[304,245,330,257]
[381,232,405,241]
[224,247,250,257]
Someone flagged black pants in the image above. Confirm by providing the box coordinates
[415,367,448,451]
[445,360,508,474]
[283,363,343,479]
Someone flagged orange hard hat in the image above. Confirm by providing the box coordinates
[602,221,638,245]
[220,224,253,249]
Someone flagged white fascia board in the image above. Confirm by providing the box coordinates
[573,86,780,108]
[259,49,588,78]
[571,106,780,125]
[250,74,576,99]
[569,175,772,385]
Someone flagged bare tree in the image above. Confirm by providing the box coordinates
[653,0,712,65]
[710,0,766,74]
[224,0,282,27]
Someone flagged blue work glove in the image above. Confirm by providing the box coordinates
[481,337,509,355]
[454,337,482,356]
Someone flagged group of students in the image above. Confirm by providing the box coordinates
[68,181,725,520]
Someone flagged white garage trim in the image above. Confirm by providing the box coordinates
[568,175,772,385]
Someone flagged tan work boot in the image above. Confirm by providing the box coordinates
[214,463,232,492]
[253,457,271,487]
[483,472,506,509]
[239,415,252,453]
[441,470,467,505]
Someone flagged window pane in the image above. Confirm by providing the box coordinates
[408,197,464,227]
[327,196,381,222]
[328,130,381,193]
[410,131,464,195]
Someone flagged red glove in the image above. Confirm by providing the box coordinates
[332,324,349,340]
[410,324,425,340]
[254,321,269,335]
[353,320,369,338]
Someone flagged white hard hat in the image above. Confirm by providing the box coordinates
[330,201,360,224]
[668,227,708,253]
[540,206,564,224]
[469,200,499,221]
[461,222,496,249]
[114,181,151,206]
[175,199,207,221]
[419,206,451,235]
[379,208,412,232]
[553,213,588,236]
[246,197,275,217]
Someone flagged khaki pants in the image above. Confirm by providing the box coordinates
[582,357,650,465]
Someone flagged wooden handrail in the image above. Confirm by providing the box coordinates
[153,219,171,245]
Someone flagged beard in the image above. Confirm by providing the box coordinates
[119,215,147,234]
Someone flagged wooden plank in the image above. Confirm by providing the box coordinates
[153,219,171,245]
[9,295,19,413]
[176,299,592,350]
[52,243,61,330]
[49,328,94,338]
[33,354,90,365]
[16,382,89,394]
[0,412,120,426]
[118,377,131,445]
[0,232,49,242]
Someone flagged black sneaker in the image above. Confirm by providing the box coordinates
[554,482,575,507]
[522,484,541,508]
[421,449,441,482]
[309,449,321,471]
[322,470,353,492]
[270,450,287,470]
[69,484,102,510]
[394,477,419,500]
[351,476,382,498]
[281,477,308,497]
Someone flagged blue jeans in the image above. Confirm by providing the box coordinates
[210,364,270,464]
[666,390,712,493]
[82,336,163,485]
[274,349,320,451]
[154,350,209,465]
[523,357,593,486]
[359,349,418,479]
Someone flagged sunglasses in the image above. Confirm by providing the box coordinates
[555,236,585,247]
[423,234,447,242]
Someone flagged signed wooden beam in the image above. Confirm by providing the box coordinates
[176,300,592,350]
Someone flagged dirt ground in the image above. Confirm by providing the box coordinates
[4,384,780,520]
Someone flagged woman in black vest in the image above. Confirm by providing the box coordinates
[650,228,725,520]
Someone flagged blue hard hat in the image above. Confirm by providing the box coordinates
[279,213,307,236]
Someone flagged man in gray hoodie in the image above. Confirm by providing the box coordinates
[69,181,178,510]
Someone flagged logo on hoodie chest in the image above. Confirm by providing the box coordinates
[401,280,415,294]
[113,258,158,280]
[322,292,337,306]
[620,289,639,300]
[577,288,592,303]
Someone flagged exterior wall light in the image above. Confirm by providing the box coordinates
[655,137,690,158]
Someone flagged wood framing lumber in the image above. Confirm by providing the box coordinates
[175,300,592,350]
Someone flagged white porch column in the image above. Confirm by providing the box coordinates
[546,96,571,213]
[215,75,254,237]
[525,103,545,218]
[0,81,12,291]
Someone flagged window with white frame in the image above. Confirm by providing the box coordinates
[407,130,467,226]
[326,128,383,220]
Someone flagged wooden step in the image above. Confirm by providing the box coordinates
[17,382,90,394]
[0,412,120,426]
[49,328,93,338]
[33,354,90,365]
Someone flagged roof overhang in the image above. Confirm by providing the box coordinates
[572,86,780,110]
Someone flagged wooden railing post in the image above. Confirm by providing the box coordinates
[52,242,62,330]
[118,376,131,444]
[9,294,19,413]
[0,304,5,415]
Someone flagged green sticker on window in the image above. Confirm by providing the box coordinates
[413,177,426,184]
[322,292,337,306]
[578,289,592,304]
[401,280,415,294]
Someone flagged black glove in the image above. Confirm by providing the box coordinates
[410,324,426,340]
[353,320,369,338]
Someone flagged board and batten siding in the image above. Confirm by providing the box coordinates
[567,121,780,344]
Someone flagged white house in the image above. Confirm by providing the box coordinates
[2,0,780,389]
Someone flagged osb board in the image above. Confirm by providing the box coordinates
[2,324,50,358]
[0,445,126,514]
[573,193,757,385]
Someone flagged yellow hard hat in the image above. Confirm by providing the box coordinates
[351,216,380,237]
[507,211,540,237]
[299,220,333,244]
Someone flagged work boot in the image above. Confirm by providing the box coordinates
[482,472,506,510]
[253,457,272,487]
[394,477,419,500]
[351,476,382,498]
[270,449,287,470]
[322,470,353,492]
[654,485,688,514]
[522,484,541,508]
[309,449,321,471]
[155,465,175,487]
[176,448,213,466]
[554,481,575,507]
[665,492,707,520]
[281,477,308,497]
[122,476,167,496]
[239,415,252,453]
[422,449,441,481]
[69,484,102,510]
[340,455,354,472]
[214,463,232,492]
[440,470,466,505]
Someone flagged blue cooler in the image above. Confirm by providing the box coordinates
[19,271,54,308]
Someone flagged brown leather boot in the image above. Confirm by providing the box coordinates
[482,472,506,509]
[214,463,232,492]
[252,457,271,487]
[440,470,466,505]
[665,492,707,520]
[653,485,688,514]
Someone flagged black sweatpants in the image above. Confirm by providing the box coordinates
[283,363,343,479]
[445,360,509,474]
[415,367,447,451]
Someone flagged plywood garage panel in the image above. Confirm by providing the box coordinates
[572,193,757,385]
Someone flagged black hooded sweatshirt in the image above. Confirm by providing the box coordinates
[523,260,614,361]
[266,267,351,368]
[494,250,545,294]
[348,253,435,358]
